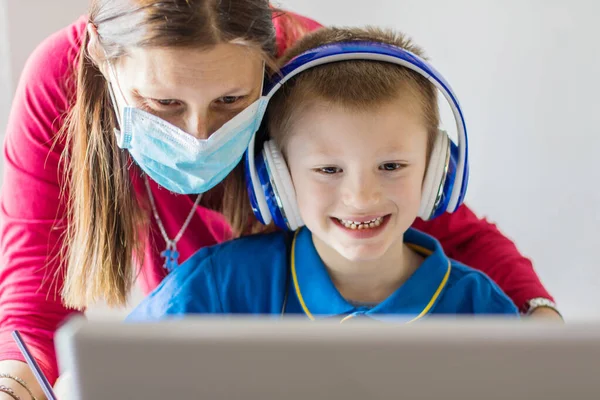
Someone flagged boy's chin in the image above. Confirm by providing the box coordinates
[334,243,391,263]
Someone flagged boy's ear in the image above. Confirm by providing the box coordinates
[86,23,109,77]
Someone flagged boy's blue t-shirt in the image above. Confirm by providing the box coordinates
[128,227,518,321]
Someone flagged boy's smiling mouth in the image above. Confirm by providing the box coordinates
[331,215,391,237]
[336,216,385,229]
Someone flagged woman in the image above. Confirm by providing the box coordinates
[0,1,557,399]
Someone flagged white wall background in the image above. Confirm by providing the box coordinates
[0,0,11,138]
[1,0,598,320]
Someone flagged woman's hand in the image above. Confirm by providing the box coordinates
[529,307,563,320]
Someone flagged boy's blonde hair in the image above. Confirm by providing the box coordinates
[267,26,439,157]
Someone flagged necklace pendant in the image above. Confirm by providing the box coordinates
[160,242,180,271]
[145,177,202,273]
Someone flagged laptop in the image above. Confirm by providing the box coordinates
[55,316,600,400]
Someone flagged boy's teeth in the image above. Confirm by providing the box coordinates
[338,216,384,229]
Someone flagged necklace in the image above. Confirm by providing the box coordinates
[144,176,202,270]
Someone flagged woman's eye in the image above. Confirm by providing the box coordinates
[218,96,244,105]
[152,99,180,107]
[316,166,342,174]
[380,163,404,171]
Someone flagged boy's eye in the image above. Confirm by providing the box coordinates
[315,166,342,174]
[380,162,404,171]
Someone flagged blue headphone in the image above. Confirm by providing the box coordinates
[244,41,470,231]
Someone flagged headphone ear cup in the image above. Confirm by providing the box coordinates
[245,146,272,226]
[262,140,303,231]
[418,130,450,220]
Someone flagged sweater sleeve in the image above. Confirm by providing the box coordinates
[412,204,554,311]
[0,16,87,384]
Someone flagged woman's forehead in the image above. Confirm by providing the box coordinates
[118,44,264,91]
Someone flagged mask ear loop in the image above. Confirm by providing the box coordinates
[259,61,266,95]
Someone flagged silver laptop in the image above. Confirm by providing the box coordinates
[55,316,600,400]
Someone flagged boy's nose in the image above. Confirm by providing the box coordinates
[341,175,382,210]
